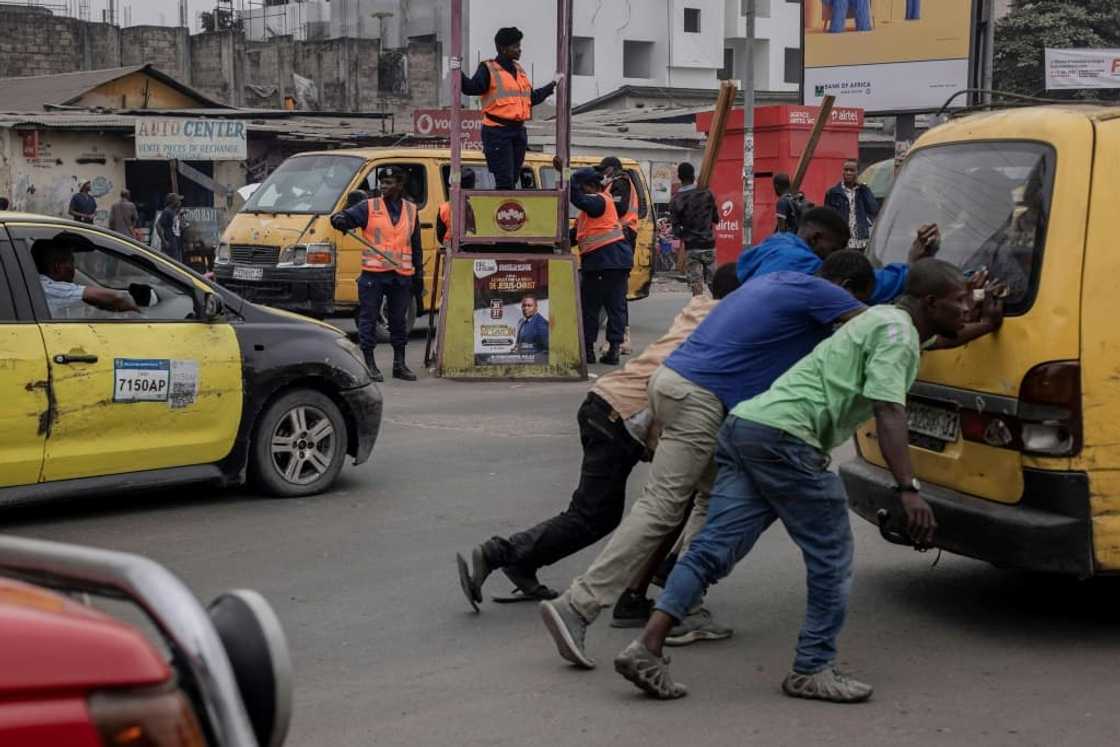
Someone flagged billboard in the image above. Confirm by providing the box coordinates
[413,108,483,150]
[1045,49,1120,90]
[135,118,247,160]
[802,0,975,114]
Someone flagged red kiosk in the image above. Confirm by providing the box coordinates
[695,104,864,266]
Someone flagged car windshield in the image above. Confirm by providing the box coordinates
[869,141,1055,312]
[242,155,364,214]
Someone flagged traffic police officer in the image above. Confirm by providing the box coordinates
[330,166,422,382]
[460,27,560,189]
[571,168,633,365]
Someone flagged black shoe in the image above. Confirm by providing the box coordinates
[599,346,620,365]
[393,362,417,381]
[499,565,560,601]
[363,349,384,382]
[610,589,653,628]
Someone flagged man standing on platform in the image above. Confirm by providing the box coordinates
[460,27,560,190]
[330,166,422,382]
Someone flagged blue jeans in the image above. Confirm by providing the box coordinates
[481,124,528,190]
[906,0,920,19]
[828,0,872,32]
[655,417,854,674]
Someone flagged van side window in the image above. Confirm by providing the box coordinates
[438,165,533,197]
[869,142,1055,313]
[368,164,428,208]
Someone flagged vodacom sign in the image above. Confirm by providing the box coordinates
[413,108,483,149]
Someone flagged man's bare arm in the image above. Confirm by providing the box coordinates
[873,401,936,546]
[83,286,140,313]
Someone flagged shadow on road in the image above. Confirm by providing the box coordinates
[860,559,1120,636]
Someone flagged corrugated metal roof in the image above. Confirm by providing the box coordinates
[0,64,228,112]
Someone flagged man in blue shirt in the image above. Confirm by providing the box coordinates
[540,249,873,667]
[737,205,939,305]
[68,181,97,224]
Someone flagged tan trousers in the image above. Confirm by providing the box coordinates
[568,366,724,622]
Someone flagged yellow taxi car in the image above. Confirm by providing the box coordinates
[1,212,382,500]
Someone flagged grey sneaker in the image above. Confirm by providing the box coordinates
[664,608,733,647]
[781,668,873,703]
[539,596,596,669]
[613,640,688,700]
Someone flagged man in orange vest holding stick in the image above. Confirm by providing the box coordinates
[330,166,422,382]
[571,168,634,365]
[460,27,561,190]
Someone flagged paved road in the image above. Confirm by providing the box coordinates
[7,287,1120,746]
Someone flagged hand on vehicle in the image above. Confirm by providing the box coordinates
[900,491,937,547]
[907,223,940,262]
[979,279,1008,330]
[329,213,353,232]
[111,292,142,313]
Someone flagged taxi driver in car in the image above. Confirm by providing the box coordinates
[33,235,141,318]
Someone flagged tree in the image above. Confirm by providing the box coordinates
[993,0,1120,101]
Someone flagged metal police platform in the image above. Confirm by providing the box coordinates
[433,0,586,381]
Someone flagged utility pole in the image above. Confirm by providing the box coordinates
[742,0,756,248]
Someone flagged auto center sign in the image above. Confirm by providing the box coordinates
[413,108,483,149]
[135,118,247,160]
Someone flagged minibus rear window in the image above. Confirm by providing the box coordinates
[243,155,364,214]
[869,142,1055,314]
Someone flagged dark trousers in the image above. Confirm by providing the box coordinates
[357,271,411,352]
[580,268,629,352]
[481,124,528,190]
[488,393,645,571]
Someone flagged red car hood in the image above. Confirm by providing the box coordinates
[0,578,170,696]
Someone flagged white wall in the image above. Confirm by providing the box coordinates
[723,0,801,92]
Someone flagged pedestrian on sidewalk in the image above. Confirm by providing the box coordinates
[669,162,718,296]
[156,193,184,263]
[611,259,973,702]
[825,160,879,251]
[456,264,743,608]
[109,190,140,240]
[330,166,422,382]
[68,181,97,224]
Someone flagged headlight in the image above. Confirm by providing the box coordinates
[215,242,231,264]
[89,687,207,747]
[277,243,333,267]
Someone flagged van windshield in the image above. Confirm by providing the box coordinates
[869,142,1055,312]
[242,155,364,214]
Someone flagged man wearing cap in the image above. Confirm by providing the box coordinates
[330,166,423,382]
[460,27,561,190]
[68,181,97,224]
[570,168,633,365]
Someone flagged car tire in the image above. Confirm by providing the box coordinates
[251,389,348,498]
[375,298,418,343]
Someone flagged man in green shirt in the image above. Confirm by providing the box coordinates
[612,259,972,703]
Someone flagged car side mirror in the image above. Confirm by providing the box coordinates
[204,292,224,321]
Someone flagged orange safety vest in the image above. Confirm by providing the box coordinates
[361,197,416,276]
[437,200,476,242]
[480,59,532,127]
[575,189,626,255]
[612,175,640,233]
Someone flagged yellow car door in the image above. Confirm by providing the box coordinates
[0,235,48,488]
[9,223,243,483]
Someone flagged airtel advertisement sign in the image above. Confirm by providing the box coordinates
[413,109,483,150]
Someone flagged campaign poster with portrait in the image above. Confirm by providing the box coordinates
[473,258,550,366]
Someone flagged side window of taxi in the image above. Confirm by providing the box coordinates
[15,228,198,322]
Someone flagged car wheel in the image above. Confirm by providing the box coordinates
[251,390,348,498]
[375,298,418,343]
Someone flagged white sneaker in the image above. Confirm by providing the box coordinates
[782,668,873,703]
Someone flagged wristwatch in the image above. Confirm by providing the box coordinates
[892,478,922,493]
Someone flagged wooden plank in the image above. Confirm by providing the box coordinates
[697,80,737,190]
[790,94,836,194]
